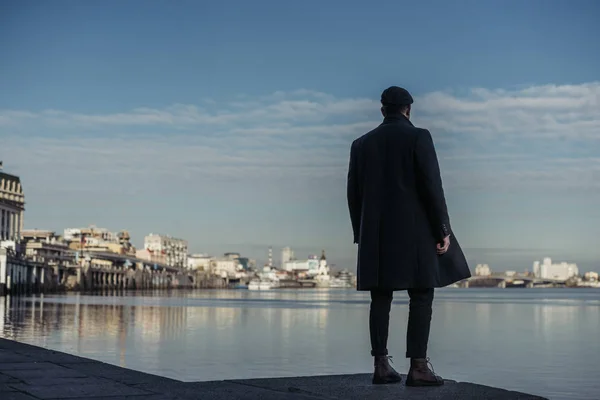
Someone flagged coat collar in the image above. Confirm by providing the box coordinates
[382,113,414,127]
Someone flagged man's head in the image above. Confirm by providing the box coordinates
[380,86,413,119]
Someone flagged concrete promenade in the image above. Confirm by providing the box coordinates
[1,338,547,400]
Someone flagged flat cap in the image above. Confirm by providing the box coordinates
[381,86,413,106]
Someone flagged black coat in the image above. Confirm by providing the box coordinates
[347,114,471,290]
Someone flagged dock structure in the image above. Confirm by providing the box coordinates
[0,248,194,296]
[459,273,567,288]
[0,338,547,399]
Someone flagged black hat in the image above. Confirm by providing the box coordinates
[381,86,413,106]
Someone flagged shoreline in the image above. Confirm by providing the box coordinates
[0,338,547,399]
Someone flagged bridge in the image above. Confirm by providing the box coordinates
[460,273,566,288]
[68,250,186,291]
[78,250,180,272]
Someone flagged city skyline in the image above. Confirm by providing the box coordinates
[1,1,599,272]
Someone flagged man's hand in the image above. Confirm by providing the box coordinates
[437,235,450,255]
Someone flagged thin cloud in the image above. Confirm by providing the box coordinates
[1,82,599,194]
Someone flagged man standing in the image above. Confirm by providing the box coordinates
[347,86,471,386]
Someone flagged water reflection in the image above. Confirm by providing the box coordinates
[0,289,599,400]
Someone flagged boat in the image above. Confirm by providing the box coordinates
[329,270,354,288]
[248,280,260,290]
[259,280,273,290]
[248,279,277,290]
[232,283,248,289]
[329,279,351,288]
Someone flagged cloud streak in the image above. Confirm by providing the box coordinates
[1,82,599,194]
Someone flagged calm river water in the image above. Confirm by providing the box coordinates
[1,288,598,399]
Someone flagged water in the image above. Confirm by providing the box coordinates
[1,288,598,400]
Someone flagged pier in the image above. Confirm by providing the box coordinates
[0,248,196,296]
[459,273,568,288]
[0,338,546,399]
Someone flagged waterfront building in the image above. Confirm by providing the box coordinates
[64,225,117,243]
[211,258,239,278]
[20,230,75,269]
[281,246,294,266]
[1,231,65,296]
[0,164,25,242]
[224,252,240,260]
[21,230,57,241]
[144,234,188,270]
[64,226,135,255]
[583,271,598,282]
[314,250,331,286]
[116,230,136,255]
[187,253,212,271]
[533,258,579,281]
[236,256,251,270]
[136,249,167,265]
[0,247,50,295]
[282,254,324,277]
[475,264,491,276]
[65,226,126,251]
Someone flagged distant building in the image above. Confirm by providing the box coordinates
[283,257,319,275]
[0,165,25,242]
[315,250,330,284]
[64,225,117,243]
[475,264,491,276]
[533,258,579,281]
[187,253,212,271]
[584,272,598,282]
[281,247,294,266]
[21,230,56,241]
[144,234,188,269]
[20,230,75,269]
[224,252,240,260]
[211,258,240,277]
[237,257,251,270]
[136,249,167,265]
[63,226,135,255]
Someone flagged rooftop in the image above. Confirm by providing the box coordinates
[0,171,21,185]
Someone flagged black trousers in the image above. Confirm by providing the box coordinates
[369,288,434,359]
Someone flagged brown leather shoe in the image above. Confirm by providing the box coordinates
[405,358,444,387]
[372,356,402,385]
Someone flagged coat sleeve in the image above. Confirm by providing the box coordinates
[347,141,361,244]
[414,129,452,242]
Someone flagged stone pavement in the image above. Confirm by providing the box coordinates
[0,338,547,399]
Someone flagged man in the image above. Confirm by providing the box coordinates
[346,86,471,386]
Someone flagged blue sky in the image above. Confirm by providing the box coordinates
[1,0,599,272]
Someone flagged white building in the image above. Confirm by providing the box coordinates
[475,264,491,276]
[144,234,188,269]
[63,226,118,243]
[584,271,598,282]
[63,228,82,242]
[136,248,167,265]
[283,257,319,275]
[0,165,25,242]
[281,247,294,266]
[212,258,239,278]
[533,258,579,281]
[315,250,330,285]
[21,231,75,269]
[188,253,212,271]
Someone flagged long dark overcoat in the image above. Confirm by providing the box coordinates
[347,114,471,290]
